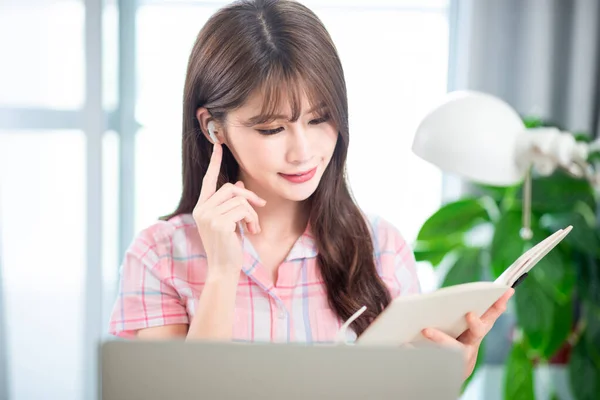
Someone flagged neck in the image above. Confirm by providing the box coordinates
[239,177,309,241]
[256,196,309,241]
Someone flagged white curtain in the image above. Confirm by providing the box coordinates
[450,0,600,137]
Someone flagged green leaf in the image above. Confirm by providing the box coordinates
[573,253,600,307]
[413,235,464,267]
[473,183,517,203]
[441,247,483,287]
[542,297,574,359]
[413,247,447,266]
[573,132,592,143]
[587,150,600,164]
[523,235,574,360]
[521,117,567,131]
[491,210,575,301]
[504,341,535,400]
[540,209,600,258]
[527,229,576,303]
[417,197,492,241]
[513,255,574,360]
[583,302,600,365]
[523,116,545,129]
[513,274,556,354]
[517,170,596,213]
[568,334,600,400]
[490,210,529,278]
[550,393,561,400]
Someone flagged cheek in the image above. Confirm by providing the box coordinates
[319,125,338,157]
[229,134,280,172]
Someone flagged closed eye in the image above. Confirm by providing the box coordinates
[255,113,331,136]
[256,127,284,135]
[309,114,330,125]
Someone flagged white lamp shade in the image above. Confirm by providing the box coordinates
[412,91,527,186]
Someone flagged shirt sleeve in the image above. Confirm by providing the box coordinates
[370,215,422,298]
[108,226,189,338]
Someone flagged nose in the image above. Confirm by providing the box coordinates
[286,126,312,165]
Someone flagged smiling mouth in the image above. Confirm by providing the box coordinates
[278,167,318,183]
[286,168,316,176]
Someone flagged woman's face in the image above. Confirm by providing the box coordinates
[222,90,338,202]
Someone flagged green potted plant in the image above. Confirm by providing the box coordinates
[413,119,600,400]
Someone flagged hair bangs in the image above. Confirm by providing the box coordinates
[245,62,330,126]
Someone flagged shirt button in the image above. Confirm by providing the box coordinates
[277,309,286,319]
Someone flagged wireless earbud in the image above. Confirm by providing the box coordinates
[207,121,218,144]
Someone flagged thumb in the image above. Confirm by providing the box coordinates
[235,181,245,188]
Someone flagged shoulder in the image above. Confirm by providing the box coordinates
[123,213,201,268]
[363,212,410,253]
[363,212,421,297]
[110,214,196,337]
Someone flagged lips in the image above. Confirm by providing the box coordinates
[279,167,318,183]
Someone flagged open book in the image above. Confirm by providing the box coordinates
[336,225,573,346]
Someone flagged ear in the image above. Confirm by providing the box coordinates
[196,107,223,144]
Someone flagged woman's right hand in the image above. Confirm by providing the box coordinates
[192,143,266,280]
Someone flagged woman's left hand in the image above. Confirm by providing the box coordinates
[421,288,515,381]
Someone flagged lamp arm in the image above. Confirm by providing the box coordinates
[515,127,591,179]
[514,127,595,240]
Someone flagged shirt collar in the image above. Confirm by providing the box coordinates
[240,222,318,263]
[285,224,318,261]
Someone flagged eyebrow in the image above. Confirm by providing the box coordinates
[244,103,328,127]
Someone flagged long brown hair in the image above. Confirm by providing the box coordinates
[164,0,391,336]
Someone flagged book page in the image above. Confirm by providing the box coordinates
[494,226,571,287]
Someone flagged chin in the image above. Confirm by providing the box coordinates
[283,190,317,202]
[276,177,322,202]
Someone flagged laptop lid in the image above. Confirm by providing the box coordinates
[100,340,464,400]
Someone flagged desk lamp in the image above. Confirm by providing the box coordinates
[412,90,594,239]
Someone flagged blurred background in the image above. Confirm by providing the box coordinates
[0,0,598,399]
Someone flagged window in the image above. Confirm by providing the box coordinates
[0,1,114,399]
[0,131,86,399]
[0,1,85,109]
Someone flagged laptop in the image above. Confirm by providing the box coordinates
[100,340,465,400]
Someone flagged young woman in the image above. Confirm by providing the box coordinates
[108,0,513,381]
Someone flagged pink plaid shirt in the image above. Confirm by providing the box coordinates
[108,213,421,342]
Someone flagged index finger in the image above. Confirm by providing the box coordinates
[480,288,514,325]
[422,328,463,349]
[199,143,223,203]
